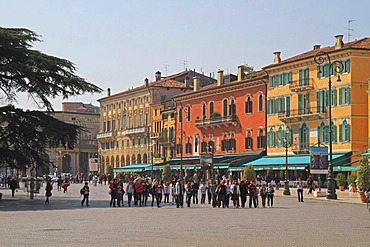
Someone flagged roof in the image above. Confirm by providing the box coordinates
[263,37,370,69]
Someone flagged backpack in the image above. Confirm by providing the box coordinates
[80,188,85,195]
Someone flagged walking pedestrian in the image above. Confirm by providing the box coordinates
[80,182,90,206]
[9,177,17,197]
[267,182,275,207]
[109,179,118,207]
[297,177,304,202]
[117,180,125,207]
[192,180,199,204]
[45,181,52,204]
[175,179,184,208]
[248,181,257,208]
[211,181,218,208]
[126,181,133,207]
[217,181,227,208]
[134,179,143,207]
[206,181,212,204]
[230,181,240,208]
[185,182,192,207]
[163,182,170,204]
[260,183,267,208]
[200,182,207,204]
[240,180,247,208]
[307,176,313,195]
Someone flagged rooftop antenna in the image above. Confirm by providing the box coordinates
[180,60,188,70]
[345,19,355,42]
[163,64,170,76]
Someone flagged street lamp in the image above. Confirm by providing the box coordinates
[314,51,343,200]
[283,129,291,195]
[172,99,184,180]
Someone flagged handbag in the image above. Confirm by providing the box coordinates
[108,189,112,195]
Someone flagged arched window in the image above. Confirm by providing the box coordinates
[229,99,236,115]
[245,130,253,150]
[115,155,120,168]
[122,109,127,130]
[245,96,252,113]
[126,155,130,165]
[300,123,309,150]
[131,154,136,164]
[209,102,214,116]
[257,128,266,149]
[223,99,228,116]
[143,153,148,163]
[121,155,125,166]
[258,95,263,112]
[276,127,283,147]
[286,126,292,146]
[339,120,350,142]
[137,154,142,164]
[202,103,206,119]
[187,106,191,121]
[268,127,275,148]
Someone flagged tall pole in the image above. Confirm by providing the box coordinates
[180,104,183,180]
[283,130,291,195]
[314,51,342,200]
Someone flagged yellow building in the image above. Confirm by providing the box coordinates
[97,71,213,174]
[262,35,370,177]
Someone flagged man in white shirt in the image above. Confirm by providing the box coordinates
[297,177,304,202]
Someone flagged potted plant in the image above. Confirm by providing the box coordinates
[335,173,346,191]
[347,174,357,192]
[357,156,370,203]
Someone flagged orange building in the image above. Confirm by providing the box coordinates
[172,68,268,179]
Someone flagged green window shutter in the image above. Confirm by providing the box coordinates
[325,90,329,107]
[332,125,337,143]
[339,124,343,142]
[316,91,321,112]
[324,126,329,143]
[267,132,270,147]
[282,73,286,85]
[275,75,279,86]
[332,88,337,106]
[345,124,350,141]
[298,128,302,148]
[299,69,302,86]
[304,68,309,85]
[317,126,321,144]
[275,98,279,114]
[286,96,290,117]
[345,87,350,104]
[270,77,273,88]
[345,59,350,73]
[288,72,292,84]
[317,65,321,78]
[282,98,285,114]
[339,88,343,105]
[305,93,309,113]
[267,99,270,114]
[298,94,302,115]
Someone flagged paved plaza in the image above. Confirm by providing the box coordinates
[0,183,369,247]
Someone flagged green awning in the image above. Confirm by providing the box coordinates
[244,154,347,166]
[334,166,359,171]
[113,164,152,173]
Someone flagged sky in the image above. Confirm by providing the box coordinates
[1,0,369,110]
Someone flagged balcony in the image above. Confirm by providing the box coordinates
[97,131,113,139]
[289,78,314,92]
[291,143,310,154]
[124,127,146,135]
[278,107,326,123]
[158,137,174,145]
[77,139,98,149]
[195,115,238,129]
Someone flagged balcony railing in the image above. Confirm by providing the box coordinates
[195,115,237,128]
[97,131,113,139]
[77,139,98,148]
[124,127,146,135]
[159,137,173,144]
[289,78,314,92]
[278,107,326,122]
[291,143,310,154]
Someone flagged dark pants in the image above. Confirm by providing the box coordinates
[261,195,266,207]
[164,194,169,203]
[193,190,198,204]
[127,193,132,207]
[241,193,247,208]
[201,194,206,204]
[218,194,226,208]
[267,194,274,207]
[81,194,89,206]
[136,192,142,206]
[297,189,304,202]
[249,192,257,208]
[110,193,116,207]
[212,194,218,208]
[156,193,162,207]
[186,193,192,207]
[117,193,123,206]
[207,192,212,204]
[11,189,15,197]
[176,194,184,208]
[225,194,230,208]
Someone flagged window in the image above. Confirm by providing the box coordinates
[316,91,328,113]
[229,136,236,152]
[132,139,135,146]
[299,68,309,86]
[276,127,283,147]
[317,122,325,144]
[344,59,350,73]
[194,135,199,153]
[331,88,337,106]
[339,86,350,105]
[229,99,236,115]
[107,120,111,131]
[201,140,207,153]
[179,108,183,123]
[121,140,125,149]
[176,143,183,155]
[139,114,143,126]
[127,140,130,148]
[288,72,292,84]
[258,95,263,112]
[245,131,253,150]
[112,120,116,131]
[209,102,214,115]
[299,123,309,150]
[138,138,141,146]
[339,120,350,142]
[208,140,214,153]
[145,112,149,126]
[185,139,192,154]
[257,129,266,149]
[223,99,228,116]
[221,135,228,151]
[298,93,309,115]
[187,106,191,121]
[202,103,206,119]
[245,96,252,113]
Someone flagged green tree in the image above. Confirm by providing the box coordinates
[357,156,370,190]
[105,164,113,176]
[162,164,172,182]
[243,164,256,182]
[0,27,102,170]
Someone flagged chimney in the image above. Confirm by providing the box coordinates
[193,76,199,91]
[273,51,281,64]
[155,71,161,81]
[184,76,190,88]
[107,88,111,97]
[237,65,244,81]
[144,78,149,87]
[313,44,321,50]
[217,70,224,86]
[335,34,344,49]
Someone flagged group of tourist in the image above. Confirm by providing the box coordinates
[106,177,277,209]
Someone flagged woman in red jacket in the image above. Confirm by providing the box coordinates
[134,179,143,207]
[109,179,118,207]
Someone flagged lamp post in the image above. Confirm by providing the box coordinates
[172,99,184,180]
[314,51,343,200]
[283,129,291,195]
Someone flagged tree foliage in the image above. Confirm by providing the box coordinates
[357,156,370,190]
[0,27,102,170]
[242,164,256,182]
[105,164,113,176]
[162,164,171,182]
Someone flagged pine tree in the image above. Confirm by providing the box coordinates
[162,164,172,182]
[243,164,256,182]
